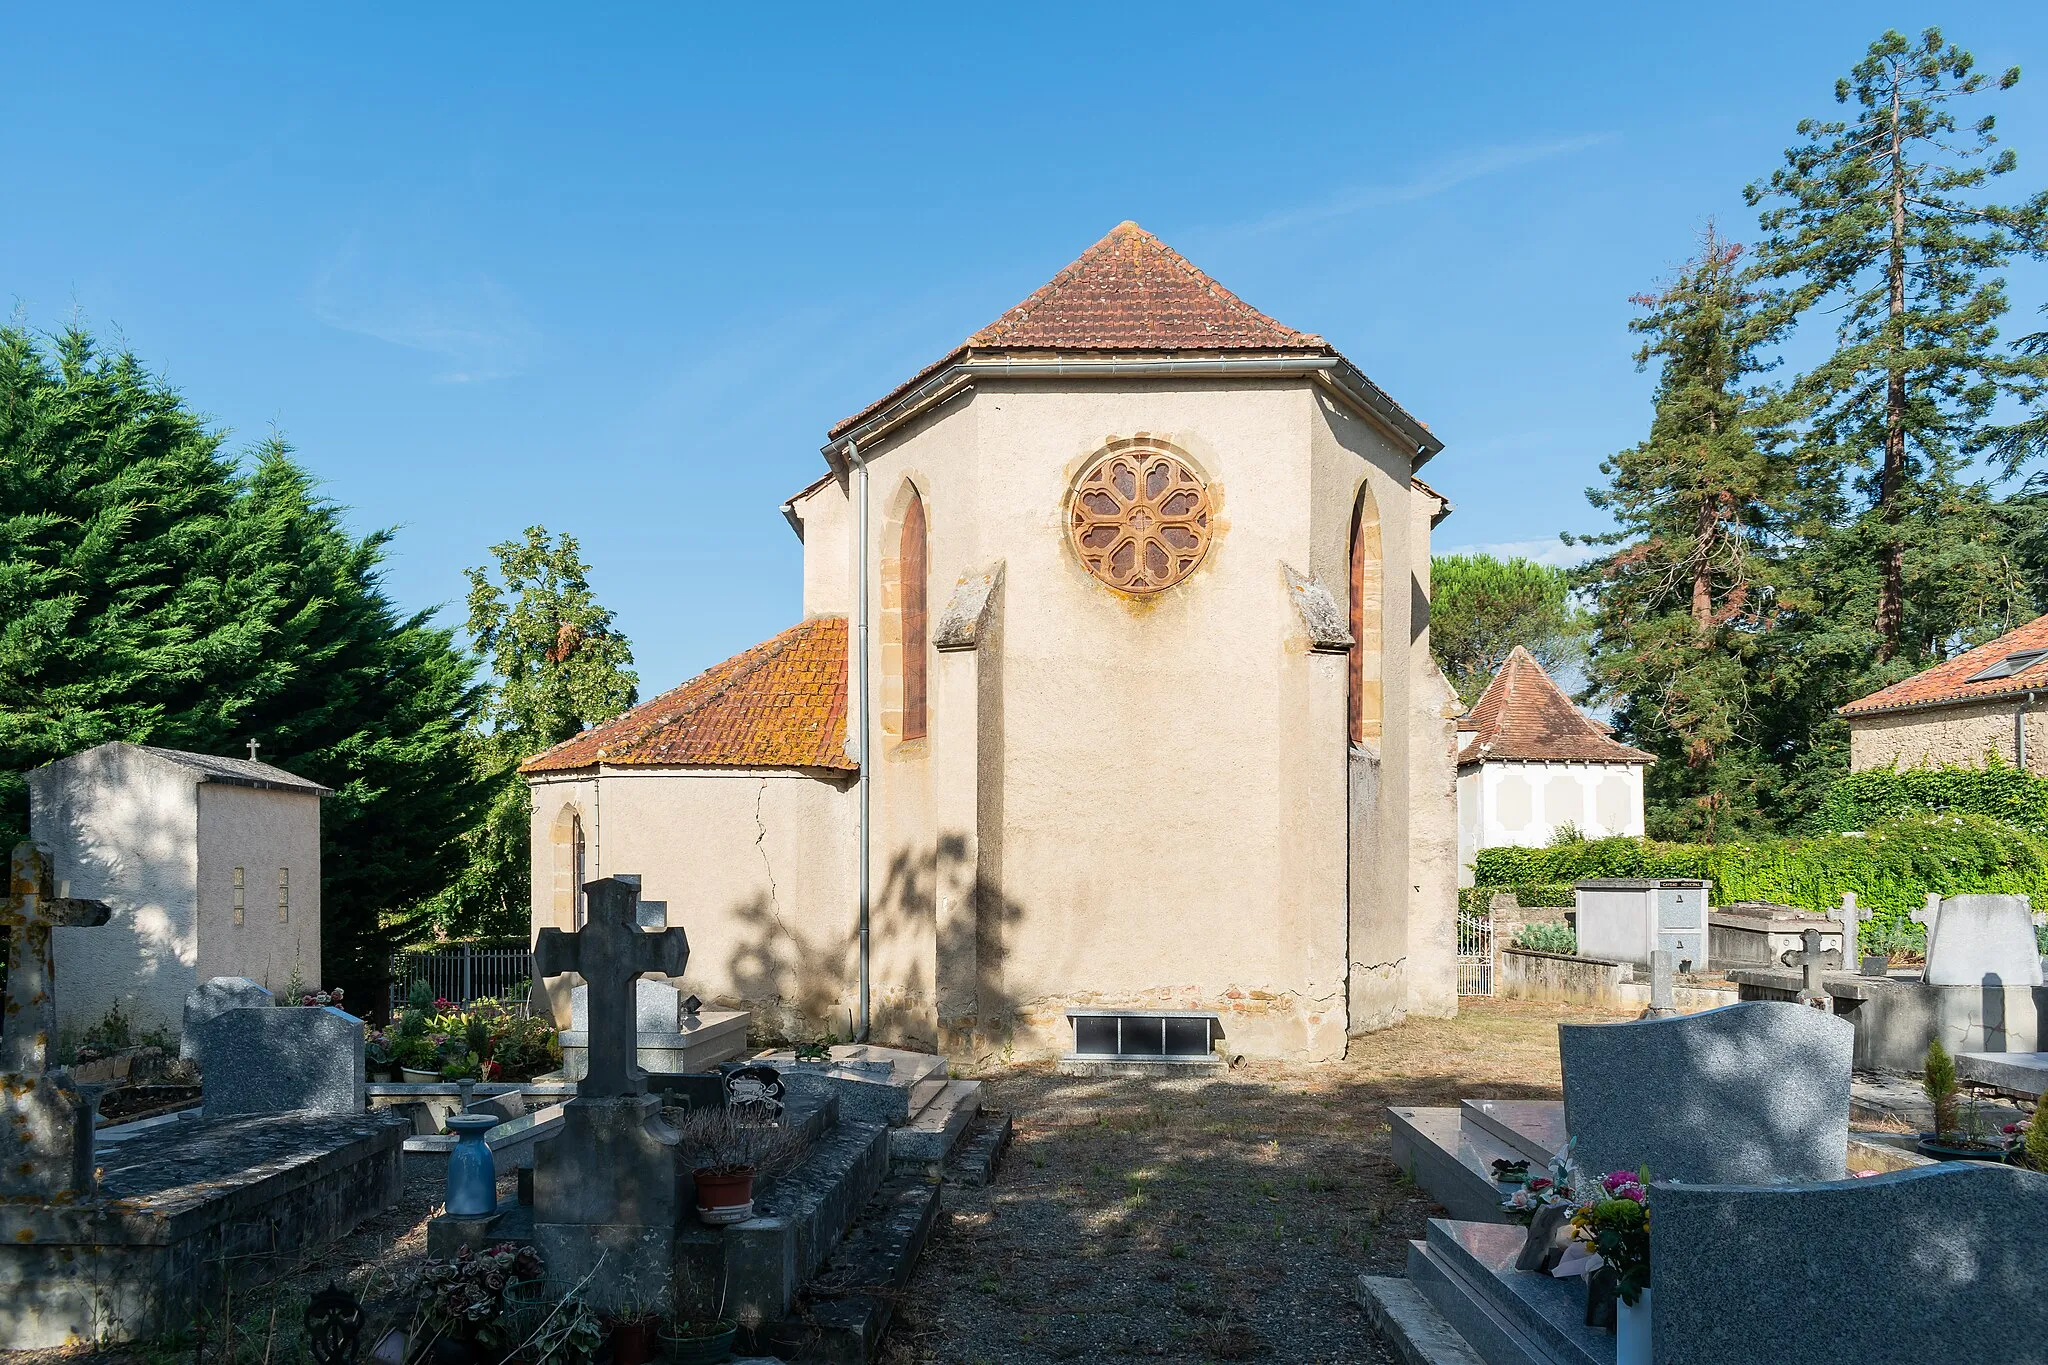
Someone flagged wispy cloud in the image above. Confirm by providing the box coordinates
[311,233,540,383]
[1438,536,1597,569]
[1217,133,1620,239]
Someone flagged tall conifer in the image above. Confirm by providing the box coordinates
[1744,28,2048,661]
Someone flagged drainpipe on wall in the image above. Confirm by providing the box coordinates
[847,439,873,1043]
[2020,693,2036,772]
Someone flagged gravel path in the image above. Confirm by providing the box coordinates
[883,998,1615,1365]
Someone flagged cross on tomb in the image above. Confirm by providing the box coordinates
[534,875,689,1097]
[1910,893,1942,965]
[1643,948,1678,1019]
[1838,893,1874,976]
[1780,928,1834,1012]
[3,841,112,1076]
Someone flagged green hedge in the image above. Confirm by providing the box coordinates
[1815,761,2048,835]
[1472,812,2048,940]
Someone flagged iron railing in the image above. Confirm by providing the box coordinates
[389,945,533,1015]
[1456,909,1496,997]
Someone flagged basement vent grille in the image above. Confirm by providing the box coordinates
[1066,1010,1222,1063]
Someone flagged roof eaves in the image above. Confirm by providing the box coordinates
[1838,682,2048,720]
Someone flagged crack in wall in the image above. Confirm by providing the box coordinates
[1352,956,1407,974]
[753,778,794,942]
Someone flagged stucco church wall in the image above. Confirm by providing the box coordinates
[792,474,851,618]
[30,746,199,1049]
[1848,701,2048,777]
[1405,492,1460,1021]
[527,769,858,1039]
[195,782,322,994]
[952,379,1347,1059]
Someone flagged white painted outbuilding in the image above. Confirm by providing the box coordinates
[1454,648,1652,886]
[27,742,327,1051]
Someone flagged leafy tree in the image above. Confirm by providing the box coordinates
[1429,553,1589,703]
[431,528,637,937]
[1744,27,2048,663]
[0,325,485,998]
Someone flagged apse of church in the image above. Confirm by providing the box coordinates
[523,223,1460,1061]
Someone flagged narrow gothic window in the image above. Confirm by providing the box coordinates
[1350,484,1384,744]
[901,489,929,740]
[571,813,588,929]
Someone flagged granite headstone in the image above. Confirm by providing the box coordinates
[1920,893,2044,988]
[181,976,275,1061]
[1652,1163,2048,1363]
[197,1004,365,1119]
[1559,1000,1851,1184]
[569,978,686,1033]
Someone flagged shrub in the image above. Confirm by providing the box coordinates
[2025,1105,2048,1172]
[1512,922,1579,955]
[1816,759,2048,835]
[76,1002,134,1061]
[1923,1038,1960,1140]
[1472,812,2048,946]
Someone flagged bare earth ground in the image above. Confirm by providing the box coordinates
[881,998,1628,1365]
[10,998,1621,1365]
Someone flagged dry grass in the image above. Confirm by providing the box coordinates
[883,998,1628,1365]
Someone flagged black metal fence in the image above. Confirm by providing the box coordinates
[388,945,534,1015]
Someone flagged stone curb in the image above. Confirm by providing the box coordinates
[1357,1275,1486,1365]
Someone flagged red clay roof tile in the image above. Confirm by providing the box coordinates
[1459,647,1653,768]
[521,617,854,775]
[1838,613,2048,717]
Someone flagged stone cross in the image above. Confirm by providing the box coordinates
[1643,948,1678,1019]
[1910,893,1942,965]
[1837,893,1874,976]
[3,842,112,1075]
[1780,928,1833,1011]
[534,875,689,1098]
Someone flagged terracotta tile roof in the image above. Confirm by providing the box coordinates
[520,617,855,775]
[1839,613,2048,718]
[828,221,1334,440]
[1458,647,1653,768]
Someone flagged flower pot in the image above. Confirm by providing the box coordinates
[1583,1266,1618,1330]
[505,1278,551,1337]
[610,1315,660,1365]
[659,1322,736,1365]
[1616,1287,1651,1365]
[1916,1134,2010,1163]
[401,1067,439,1084]
[693,1167,755,1226]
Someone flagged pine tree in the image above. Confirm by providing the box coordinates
[1577,225,1790,839]
[431,528,637,937]
[1745,28,2048,663]
[1429,553,1588,704]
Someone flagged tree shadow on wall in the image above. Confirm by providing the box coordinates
[723,830,1023,1057]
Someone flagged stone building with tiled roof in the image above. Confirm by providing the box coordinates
[1840,613,2048,776]
[1454,648,1651,885]
[523,222,1463,1059]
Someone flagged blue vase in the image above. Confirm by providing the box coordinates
[444,1113,500,1217]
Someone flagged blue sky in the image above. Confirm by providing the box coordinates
[7,5,2048,693]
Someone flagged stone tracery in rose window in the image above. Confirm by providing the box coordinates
[1068,447,1214,594]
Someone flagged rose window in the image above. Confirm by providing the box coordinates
[1068,449,1214,594]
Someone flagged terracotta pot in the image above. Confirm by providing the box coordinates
[610,1315,660,1365]
[692,1167,755,1225]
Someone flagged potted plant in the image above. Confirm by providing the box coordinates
[667,1106,813,1226]
[658,1317,737,1365]
[365,1028,398,1082]
[1567,1169,1651,1365]
[1917,1038,2009,1161]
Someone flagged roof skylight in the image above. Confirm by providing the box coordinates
[1965,648,2048,682]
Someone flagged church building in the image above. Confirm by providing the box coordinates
[522,222,1462,1061]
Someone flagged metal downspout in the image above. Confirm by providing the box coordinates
[849,439,872,1042]
[2021,693,2035,771]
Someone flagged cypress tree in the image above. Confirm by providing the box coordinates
[1744,27,2048,663]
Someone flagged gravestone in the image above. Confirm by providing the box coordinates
[569,978,688,1033]
[1652,1162,2048,1363]
[1,841,112,1200]
[1560,1000,1851,1184]
[1918,893,2044,988]
[197,1005,365,1119]
[1780,928,1836,1010]
[180,975,274,1061]
[1642,949,1677,1019]
[531,875,690,1313]
[1836,893,1876,976]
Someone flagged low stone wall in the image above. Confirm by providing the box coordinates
[1731,967,2048,1075]
[1499,948,1737,1015]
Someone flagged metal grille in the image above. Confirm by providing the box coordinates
[389,945,534,1015]
[1457,909,1495,996]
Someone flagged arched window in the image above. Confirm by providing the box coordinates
[1349,483,1384,744]
[571,812,588,929]
[901,489,929,740]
